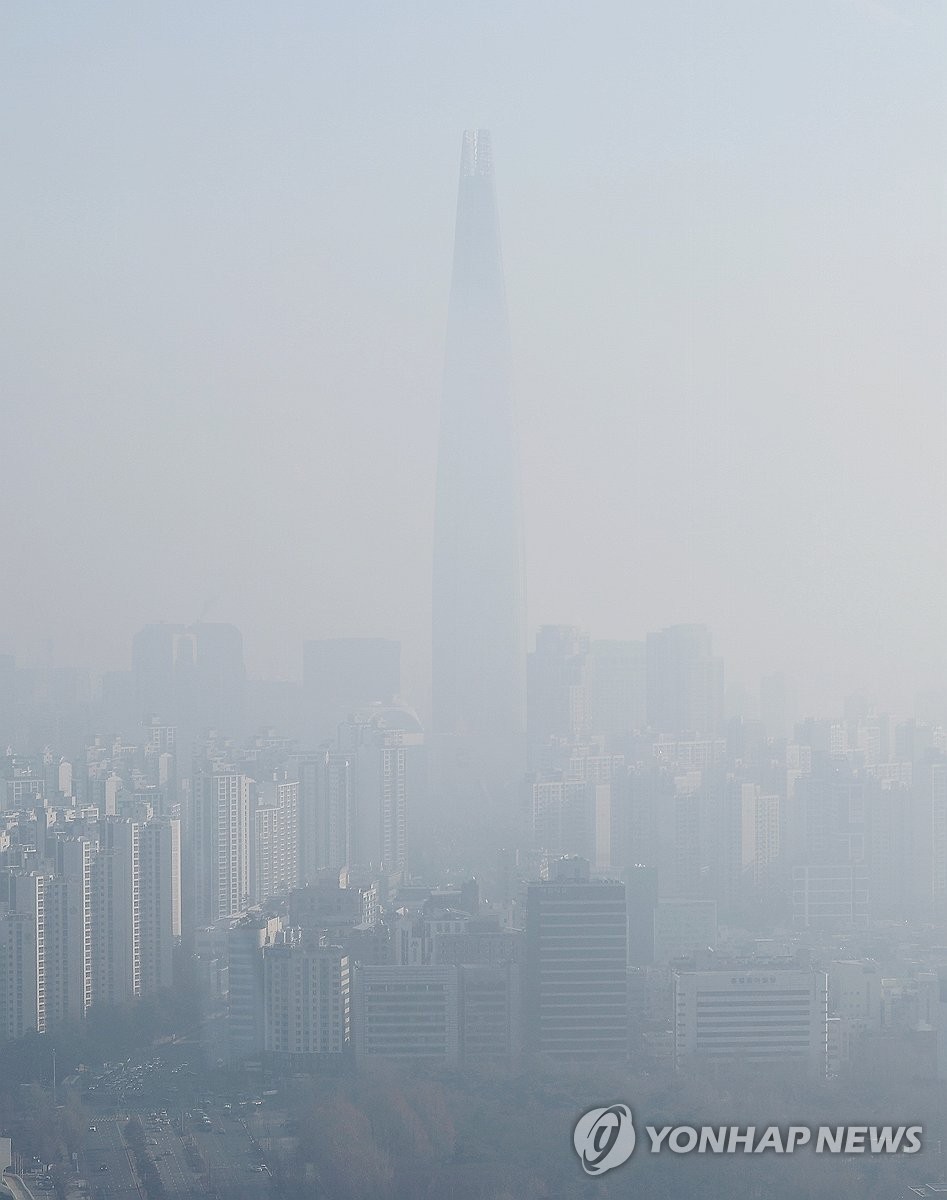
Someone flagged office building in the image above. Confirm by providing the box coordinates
[524,858,628,1059]
[674,968,828,1076]
[434,926,523,1067]
[353,964,460,1065]
[228,913,281,1061]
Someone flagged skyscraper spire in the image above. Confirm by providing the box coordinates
[432,131,526,814]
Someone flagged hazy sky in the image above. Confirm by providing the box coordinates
[2,1,945,719]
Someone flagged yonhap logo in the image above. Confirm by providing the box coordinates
[573,1105,636,1175]
[572,1103,923,1175]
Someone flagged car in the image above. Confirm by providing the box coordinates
[88,1125,97,1132]
[99,1165,109,1172]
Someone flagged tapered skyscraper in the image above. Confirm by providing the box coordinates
[433,131,526,809]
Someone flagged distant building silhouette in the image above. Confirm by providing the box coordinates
[432,130,527,815]
[337,705,424,886]
[646,624,724,740]
[132,621,246,740]
[588,639,647,745]
[527,626,590,758]
[302,637,400,745]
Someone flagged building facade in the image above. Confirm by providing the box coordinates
[674,968,828,1076]
[524,860,628,1059]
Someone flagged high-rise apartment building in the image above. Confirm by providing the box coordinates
[139,817,181,993]
[301,751,352,881]
[45,836,93,1024]
[0,911,41,1040]
[432,129,527,809]
[0,871,45,1038]
[191,773,252,925]
[91,818,141,1006]
[588,640,647,744]
[0,815,179,1033]
[931,763,947,920]
[528,626,591,754]
[531,777,596,863]
[646,625,724,740]
[263,932,350,1065]
[251,778,299,905]
[338,708,422,880]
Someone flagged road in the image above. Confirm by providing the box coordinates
[143,1122,201,1200]
[79,1052,279,1200]
[189,1109,272,1200]
[2,1177,40,1200]
[80,1119,140,1200]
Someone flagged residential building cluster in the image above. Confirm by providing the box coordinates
[1,615,947,1091]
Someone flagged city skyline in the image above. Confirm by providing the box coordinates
[3,3,946,719]
[3,7,947,1197]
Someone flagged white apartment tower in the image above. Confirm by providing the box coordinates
[340,710,421,878]
[91,818,141,1006]
[292,751,353,883]
[0,871,46,1038]
[45,836,93,1024]
[252,779,299,905]
[192,773,252,923]
[139,817,181,993]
